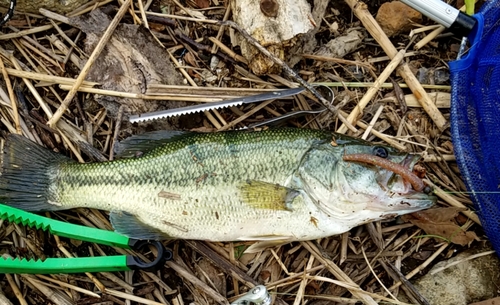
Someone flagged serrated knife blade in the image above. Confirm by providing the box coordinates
[129,87,305,123]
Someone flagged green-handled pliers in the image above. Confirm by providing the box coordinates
[0,204,173,274]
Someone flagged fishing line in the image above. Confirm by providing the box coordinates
[437,191,500,194]
[271,291,407,305]
[0,0,15,27]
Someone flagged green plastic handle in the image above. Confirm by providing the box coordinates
[0,256,130,274]
[0,204,130,249]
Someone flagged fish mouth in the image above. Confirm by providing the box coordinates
[376,154,423,194]
[372,154,436,212]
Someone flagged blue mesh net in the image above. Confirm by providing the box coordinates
[449,1,500,254]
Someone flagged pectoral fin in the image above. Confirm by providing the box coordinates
[110,211,171,240]
[239,180,300,211]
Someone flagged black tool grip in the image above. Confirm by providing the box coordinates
[126,240,173,272]
[450,11,477,37]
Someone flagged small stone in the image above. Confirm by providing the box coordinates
[314,29,364,59]
[375,1,422,37]
[434,69,450,84]
[417,67,430,84]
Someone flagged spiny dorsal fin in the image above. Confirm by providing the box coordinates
[114,130,189,158]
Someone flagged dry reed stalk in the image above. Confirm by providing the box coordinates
[218,99,274,131]
[367,50,429,63]
[301,241,378,305]
[167,260,230,305]
[5,273,27,305]
[0,67,97,86]
[47,34,84,68]
[59,85,228,102]
[424,179,480,224]
[292,255,314,305]
[211,4,231,54]
[302,54,374,70]
[67,0,115,17]
[338,109,406,150]
[315,82,451,91]
[22,274,73,305]
[35,275,100,298]
[104,288,165,305]
[361,105,384,140]
[409,24,442,38]
[12,28,64,64]
[0,57,20,134]
[0,25,55,40]
[430,250,495,275]
[337,50,405,133]
[137,0,149,29]
[209,37,248,64]
[344,0,447,131]
[167,50,224,129]
[144,11,219,23]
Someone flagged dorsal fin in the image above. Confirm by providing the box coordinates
[114,130,189,158]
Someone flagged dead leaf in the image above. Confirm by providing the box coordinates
[149,22,166,32]
[184,51,199,67]
[403,207,477,246]
[410,220,477,245]
[404,207,464,223]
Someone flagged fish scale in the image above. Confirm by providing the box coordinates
[0,128,435,246]
[53,129,324,239]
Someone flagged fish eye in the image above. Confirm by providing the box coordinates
[373,146,388,158]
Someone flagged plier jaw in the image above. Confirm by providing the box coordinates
[0,204,173,274]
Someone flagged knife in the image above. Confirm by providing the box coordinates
[129,87,305,123]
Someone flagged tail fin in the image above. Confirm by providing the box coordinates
[0,134,72,211]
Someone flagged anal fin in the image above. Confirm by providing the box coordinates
[237,235,295,253]
[110,211,170,240]
[244,239,294,253]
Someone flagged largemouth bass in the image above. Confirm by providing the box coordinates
[0,128,435,249]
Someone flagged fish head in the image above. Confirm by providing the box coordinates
[296,140,436,224]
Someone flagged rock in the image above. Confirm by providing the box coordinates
[412,247,500,305]
[0,0,90,14]
[375,1,422,37]
[230,0,314,75]
[287,0,329,68]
